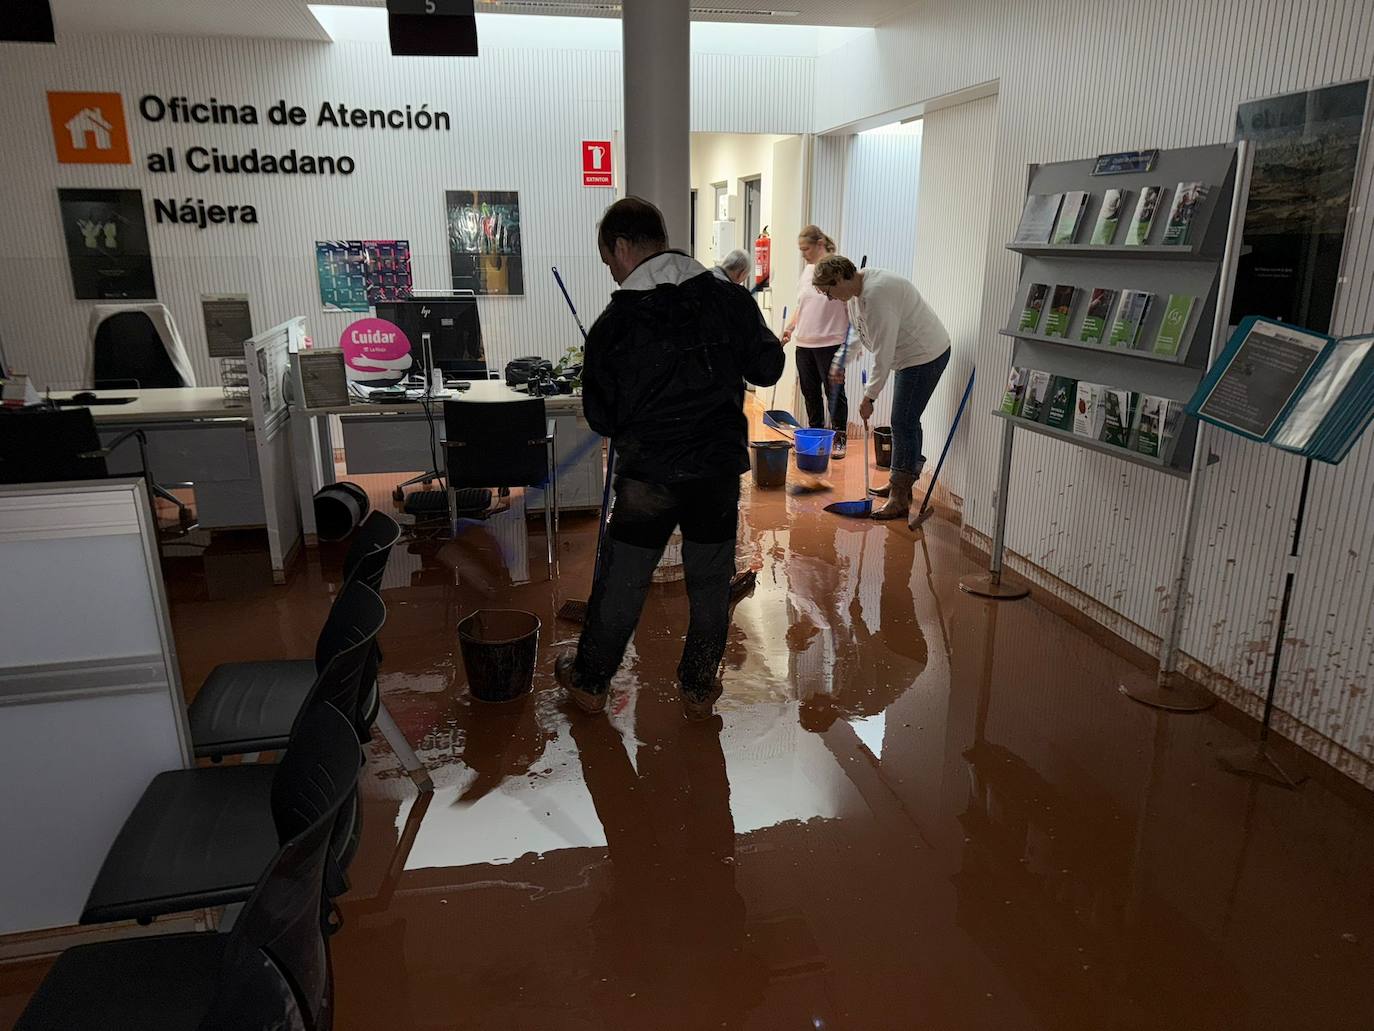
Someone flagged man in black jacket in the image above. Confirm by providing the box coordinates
[557,197,784,720]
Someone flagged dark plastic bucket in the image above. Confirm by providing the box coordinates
[873,426,894,469]
[794,428,835,474]
[313,481,369,542]
[458,609,541,703]
[749,440,792,488]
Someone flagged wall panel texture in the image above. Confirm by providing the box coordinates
[817,0,1374,785]
[0,35,813,390]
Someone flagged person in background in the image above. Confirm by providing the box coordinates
[813,254,951,521]
[712,249,751,288]
[557,197,785,720]
[781,225,849,460]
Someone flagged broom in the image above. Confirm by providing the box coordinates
[909,368,975,530]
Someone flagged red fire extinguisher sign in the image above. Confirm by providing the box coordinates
[754,226,771,287]
[582,141,613,187]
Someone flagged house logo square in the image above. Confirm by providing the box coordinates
[47,91,132,165]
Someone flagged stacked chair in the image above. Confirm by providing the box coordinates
[15,702,361,1030]
[13,512,425,1029]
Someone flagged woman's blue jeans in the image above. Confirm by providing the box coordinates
[890,348,951,475]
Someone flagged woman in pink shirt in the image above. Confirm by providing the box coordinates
[781,225,850,459]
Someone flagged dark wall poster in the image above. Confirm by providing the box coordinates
[445,190,523,295]
[58,188,156,300]
[1231,80,1370,334]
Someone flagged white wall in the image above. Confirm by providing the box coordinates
[816,0,1374,786]
[0,30,814,390]
[689,132,788,269]
[834,125,923,430]
[912,95,998,510]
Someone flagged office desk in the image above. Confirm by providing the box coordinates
[293,381,605,538]
[48,388,267,530]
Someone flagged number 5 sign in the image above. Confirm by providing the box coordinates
[582,140,614,188]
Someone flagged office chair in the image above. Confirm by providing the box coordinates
[187,578,387,759]
[0,408,162,532]
[19,704,360,1031]
[0,408,108,483]
[89,305,197,390]
[87,304,198,525]
[81,619,381,927]
[444,396,558,572]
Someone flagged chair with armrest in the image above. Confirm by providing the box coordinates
[444,396,558,573]
[87,304,198,524]
[18,702,360,1031]
[80,615,381,928]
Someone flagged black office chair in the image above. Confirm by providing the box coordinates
[0,408,107,483]
[80,617,381,926]
[18,703,360,1031]
[89,308,197,526]
[344,510,404,594]
[93,310,188,390]
[188,578,387,759]
[444,396,558,571]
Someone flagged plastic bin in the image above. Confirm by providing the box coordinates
[873,426,894,469]
[313,481,369,542]
[749,440,792,488]
[794,428,835,474]
[457,609,541,703]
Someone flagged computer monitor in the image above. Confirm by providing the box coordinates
[374,297,486,380]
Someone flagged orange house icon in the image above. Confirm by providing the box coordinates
[47,91,132,165]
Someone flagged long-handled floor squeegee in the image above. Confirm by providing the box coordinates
[763,306,805,435]
[910,368,975,531]
[824,371,873,517]
[552,266,613,624]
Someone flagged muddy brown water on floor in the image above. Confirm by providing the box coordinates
[4,405,1374,1031]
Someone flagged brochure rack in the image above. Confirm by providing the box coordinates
[961,141,1255,713]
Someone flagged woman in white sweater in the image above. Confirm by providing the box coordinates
[813,254,951,520]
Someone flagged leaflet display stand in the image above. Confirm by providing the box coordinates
[962,142,1255,713]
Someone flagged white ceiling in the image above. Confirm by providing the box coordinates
[49,0,900,41]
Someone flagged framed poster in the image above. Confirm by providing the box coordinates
[1231,80,1370,334]
[445,190,523,295]
[315,239,414,313]
[58,188,156,299]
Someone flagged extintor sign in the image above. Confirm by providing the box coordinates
[582,140,613,187]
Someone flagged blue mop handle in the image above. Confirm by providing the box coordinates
[919,368,975,510]
[551,265,588,341]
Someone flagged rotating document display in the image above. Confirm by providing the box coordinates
[996,143,1241,476]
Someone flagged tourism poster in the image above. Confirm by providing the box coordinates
[58,188,156,299]
[445,190,523,295]
[315,239,414,313]
[1231,80,1370,333]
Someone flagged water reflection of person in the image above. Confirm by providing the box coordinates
[570,692,764,1029]
[797,528,928,732]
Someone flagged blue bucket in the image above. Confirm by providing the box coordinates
[794,428,835,473]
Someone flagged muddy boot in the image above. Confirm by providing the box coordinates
[871,470,913,520]
[556,652,609,716]
[681,678,725,721]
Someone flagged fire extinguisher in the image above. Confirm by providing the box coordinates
[754,226,771,288]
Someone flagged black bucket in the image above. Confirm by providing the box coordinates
[749,440,792,488]
[458,609,541,703]
[313,481,369,542]
[873,426,894,469]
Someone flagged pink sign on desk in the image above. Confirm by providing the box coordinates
[339,317,412,385]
